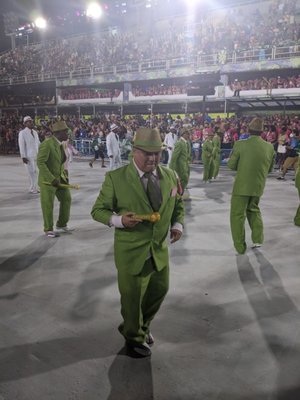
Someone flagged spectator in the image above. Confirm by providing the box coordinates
[18,116,40,194]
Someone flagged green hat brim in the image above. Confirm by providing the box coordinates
[133,145,163,153]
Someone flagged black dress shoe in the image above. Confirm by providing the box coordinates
[126,342,152,358]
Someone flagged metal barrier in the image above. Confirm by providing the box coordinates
[73,139,94,156]
[72,139,131,159]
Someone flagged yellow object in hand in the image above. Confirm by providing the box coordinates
[133,212,161,223]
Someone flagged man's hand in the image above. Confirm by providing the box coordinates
[170,229,182,243]
[122,212,142,228]
[51,179,60,187]
[22,157,29,164]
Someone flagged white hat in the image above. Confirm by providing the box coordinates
[111,123,118,131]
[23,116,33,123]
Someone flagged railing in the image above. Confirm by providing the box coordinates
[1,44,300,86]
[73,139,234,162]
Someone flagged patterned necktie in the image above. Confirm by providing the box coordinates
[144,172,161,212]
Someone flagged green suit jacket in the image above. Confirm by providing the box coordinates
[227,136,275,196]
[295,158,300,191]
[169,138,190,189]
[202,139,214,163]
[212,135,221,157]
[91,162,185,275]
[37,137,68,186]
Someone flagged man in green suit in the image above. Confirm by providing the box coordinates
[294,157,300,226]
[228,117,275,254]
[37,121,72,238]
[91,128,184,358]
[212,130,221,179]
[169,128,191,191]
[202,132,214,182]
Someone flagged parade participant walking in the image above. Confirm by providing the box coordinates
[294,157,300,227]
[91,127,184,358]
[163,126,178,167]
[89,134,106,168]
[37,121,73,238]
[228,117,275,254]
[277,132,299,180]
[201,132,214,183]
[212,130,221,179]
[169,128,191,192]
[18,116,40,194]
[106,124,121,170]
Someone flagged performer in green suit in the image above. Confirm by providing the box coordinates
[91,128,184,358]
[169,128,191,191]
[212,130,221,179]
[294,157,300,226]
[37,121,72,238]
[228,117,275,254]
[201,132,215,182]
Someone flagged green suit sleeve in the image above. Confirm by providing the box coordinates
[169,141,181,170]
[37,141,56,184]
[295,158,300,190]
[171,194,185,227]
[91,173,116,226]
[268,151,275,173]
[227,143,239,171]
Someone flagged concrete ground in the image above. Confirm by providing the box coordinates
[0,156,299,400]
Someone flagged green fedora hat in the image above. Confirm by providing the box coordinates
[133,127,163,152]
[248,117,263,134]
[52,120,69,133]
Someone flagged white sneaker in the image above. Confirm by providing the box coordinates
[45,231,59,238]
[252,243,262,249]
[55,226,74,233]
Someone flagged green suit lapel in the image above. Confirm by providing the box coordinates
[126,162,173,213]
[126,162,152,209]
[157,165,173,213]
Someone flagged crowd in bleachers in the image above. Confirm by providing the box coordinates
[230,75,300,91]
[0,0,299,80]
[60,88,121,100]
[2,74,300,108]
[132,84,187,97]
[1,112,300,166]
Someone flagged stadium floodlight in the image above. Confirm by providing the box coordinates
[34,17,47,29]
[86,2,103,19]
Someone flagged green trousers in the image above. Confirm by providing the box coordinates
[40,184,71,231]
[294,188,300,226]
[117,258,169,344]
[202,159,214,182]
[213,155,221,179]
[230,195,263,254]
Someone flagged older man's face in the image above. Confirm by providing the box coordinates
[133,148,161,173]
[55,129,68,142]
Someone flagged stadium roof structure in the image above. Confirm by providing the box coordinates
[227,94,300,111]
